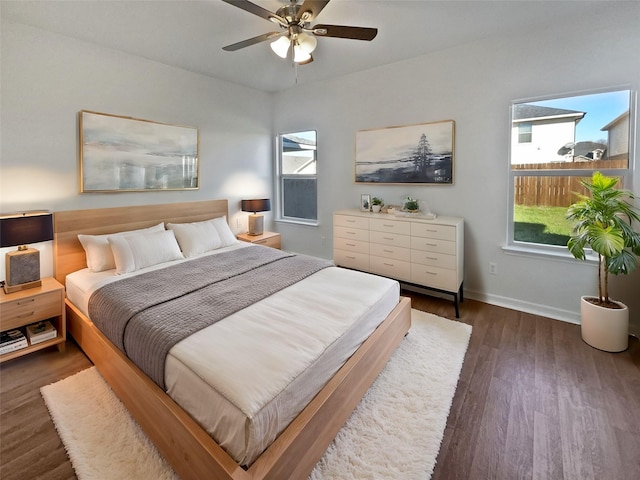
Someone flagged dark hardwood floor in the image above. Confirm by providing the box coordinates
[1,292,639,479]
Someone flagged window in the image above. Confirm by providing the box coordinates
[276,130,317,224]
[518,122,532,143]
[508,89,633,251]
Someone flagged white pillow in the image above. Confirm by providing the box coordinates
[211,216,238,247]
[167,220,222,257]
[108,230,183,275]
[78,223,165,272]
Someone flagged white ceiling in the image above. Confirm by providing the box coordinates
[2,0,617,93]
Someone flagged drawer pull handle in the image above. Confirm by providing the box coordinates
[383,224,394,228]
[346,256,356,259]
[346,243,356,247]
[426,243,437,247]
[383,237,394,240]
[427,229,438,232]
[426,257,438,261]
[383,249,394,253]
[346,219,356,223]
[425,271,437,276]
[347,231,356,235]
[384,262,394,267]
[17,298,36,305]
[18,311,36,318]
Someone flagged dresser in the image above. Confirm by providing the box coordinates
[334,209,464,317]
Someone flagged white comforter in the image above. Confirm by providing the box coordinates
[66,243,400,466]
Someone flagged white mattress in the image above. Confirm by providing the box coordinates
[66,244,400,466]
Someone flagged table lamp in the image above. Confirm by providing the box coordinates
[0,212,54,294]
[241,199,271,236]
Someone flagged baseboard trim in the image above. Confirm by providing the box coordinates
[464,289,581,325]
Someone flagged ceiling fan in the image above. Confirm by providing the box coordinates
[221,0,378,64]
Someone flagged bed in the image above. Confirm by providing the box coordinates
[53,200,411,480]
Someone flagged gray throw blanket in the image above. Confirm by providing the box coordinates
[88,246,332,388]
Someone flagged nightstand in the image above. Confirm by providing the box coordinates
[0,277,66,362]
[237,231,281,250]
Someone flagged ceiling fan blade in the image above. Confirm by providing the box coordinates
[313,24,378,41]
[222,31,284,51]
[297,0,331,23]
[221,0,286,25]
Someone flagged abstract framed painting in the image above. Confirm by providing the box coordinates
[79,110,199,192]
[355,120,455,184]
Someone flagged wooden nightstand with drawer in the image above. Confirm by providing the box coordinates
[0,277,66,362]
[237,231,282,250]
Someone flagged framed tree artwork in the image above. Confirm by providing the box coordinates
[355,120,455,184]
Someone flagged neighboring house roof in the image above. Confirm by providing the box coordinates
[283,135,316,152]
[574,141,607,157]
[513,104,586,123]
[600,110,629,131]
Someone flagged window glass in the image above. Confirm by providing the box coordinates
[509,89,632,249]
[277,131,317,224]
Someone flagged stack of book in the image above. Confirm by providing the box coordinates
[0,329,28,355]
[26,321,57,345]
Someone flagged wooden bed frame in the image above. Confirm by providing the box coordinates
[53,199,412,480]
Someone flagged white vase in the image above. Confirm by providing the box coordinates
[580,296,629,352]
[372,205,381,213]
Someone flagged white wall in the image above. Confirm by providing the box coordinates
[272,4,640,331]
[2,6,639,332]
[1,21,273,278]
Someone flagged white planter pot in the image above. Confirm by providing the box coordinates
[372,205,381,213]
[580,296,629,352]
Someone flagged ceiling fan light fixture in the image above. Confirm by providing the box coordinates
[270,35,291,58]
[293,45,312,63]
[296,32,317,54]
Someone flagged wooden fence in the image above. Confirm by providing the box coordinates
[513,159,628,207]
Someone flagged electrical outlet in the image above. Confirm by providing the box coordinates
[236,217,242,229]
[489,262,498,275]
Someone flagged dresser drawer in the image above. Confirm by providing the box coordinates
[0,290,62,331]
[334,249,369,271]
[334,237,369,254]
[334,225,369,242]
[411,236,456,255]
[411,250,456,270]
[370,243,411,262]
[370,218,411,236]
[411,223,455,241]
[370,256,411,282]
[334,215,370,230]
[411,264,458,291]
[370,230,411,248]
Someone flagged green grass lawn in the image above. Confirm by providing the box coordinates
[514,205,575,246]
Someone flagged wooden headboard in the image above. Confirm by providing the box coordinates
[53,199,228,285]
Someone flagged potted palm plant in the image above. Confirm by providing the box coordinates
[567,171,640,352]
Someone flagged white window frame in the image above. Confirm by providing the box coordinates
[505,87,636,261]
[275,130,319,227]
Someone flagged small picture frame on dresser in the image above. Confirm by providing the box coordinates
[360,194,371,212]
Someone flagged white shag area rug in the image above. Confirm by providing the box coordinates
[41,309,471,480]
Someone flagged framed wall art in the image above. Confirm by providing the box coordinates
[355,120,455,184]
[79,110,199,192]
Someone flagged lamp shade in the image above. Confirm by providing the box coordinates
[0,212,53,248]
[270,36,291,58]
[241,199,271,214]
